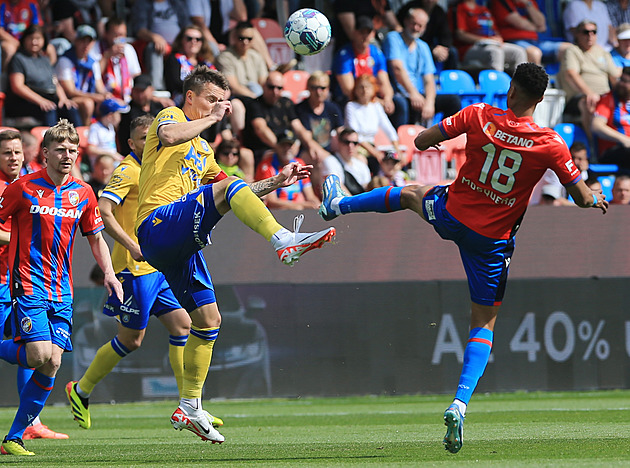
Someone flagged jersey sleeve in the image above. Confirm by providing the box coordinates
[0,181,20,224]
[100,162,136,205]
[438,105,474,139]
[80,189,105,236]
[549,134,582,186]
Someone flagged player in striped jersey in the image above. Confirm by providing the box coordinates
[319,63,608,453]
[0,120,122,456]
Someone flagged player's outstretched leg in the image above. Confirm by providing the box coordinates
[1,437,34,456]
[443,404,464,453]
[319,175,404,222]
[66,381,91,429]
[224,179,335,265]
[170,406,225,443]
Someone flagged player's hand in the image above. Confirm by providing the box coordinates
[211,100,232,121]
[129,244,145,262]
[104,272,124,302]
[278,162,313,186]
[593,190,609,214]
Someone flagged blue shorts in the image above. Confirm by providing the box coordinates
[1,300,10,338]
[103,270,183,330]
[509,39,563,62]
[11,296,73,351]
[137,185,222,312]
[422,186,514,306]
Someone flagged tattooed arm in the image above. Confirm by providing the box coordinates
[248,162,313,197]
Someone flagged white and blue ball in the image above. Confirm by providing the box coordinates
[284,8,331,56]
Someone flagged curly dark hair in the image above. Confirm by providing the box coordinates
[512,62,548,100]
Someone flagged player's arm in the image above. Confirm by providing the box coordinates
[0,229,9,245]
[414,124,447,151]
[566,178,608,213]
[158,101,232,146]
[87,231,124,301]
[249,162,313,197]
[98,197,144,262]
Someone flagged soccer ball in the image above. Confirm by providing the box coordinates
[284,8,331,56]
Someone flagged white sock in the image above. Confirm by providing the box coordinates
[76,383,90,399]
[180,397,202,414]
[270,228,291,249]
[453,399,467,416]
[29,416,41,427]
[331,197,342,214]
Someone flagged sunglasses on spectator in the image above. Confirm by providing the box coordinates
[309,85,328,90]
[581,29,597,35]
[238,36,254,42]
[184,35,202,42]
[221,150,239,156]
[340,139,359,146]
[266,84,283,90]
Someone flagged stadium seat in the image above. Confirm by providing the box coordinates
[598,174,615,203]
[30,126,49,147]
[397,124,424,166]
[478,69,511,109]
[374,128,395,152]
[553,122,590,157]
[282,70,310,103]
[251,17,295,66]
[438,70,486,108]
[438,133,467,178]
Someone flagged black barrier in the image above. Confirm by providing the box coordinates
[1,278,628,406]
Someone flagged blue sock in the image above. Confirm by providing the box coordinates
[7,371,54,440]
[17,367,34,394]
[0,339,29,367]
[454,327,493,405]
[338,186,403,215]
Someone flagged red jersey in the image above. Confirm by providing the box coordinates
[490,0,539,42]
[0,169,103,301]
[439,104,581,239]
[453,2,500,58]
[0,170,12,287]
[594,91,630,154]
[0,0,42,39]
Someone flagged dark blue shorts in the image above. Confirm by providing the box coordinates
[103,270,183,330]
[12,296,73,351]
[422,185,514,306]
[137,185,223,312]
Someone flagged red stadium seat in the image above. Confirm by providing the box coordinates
[282,70,310,103]
[251,17,294,66]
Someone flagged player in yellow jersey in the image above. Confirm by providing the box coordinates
[135,66,335,443]
[64,115,223,432]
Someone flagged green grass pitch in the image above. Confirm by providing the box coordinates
[1,390,629,466]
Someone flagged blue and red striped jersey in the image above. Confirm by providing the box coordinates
[0,169,104,301]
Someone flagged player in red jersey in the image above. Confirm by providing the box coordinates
[319,63,608,454]
[0,120,122,456]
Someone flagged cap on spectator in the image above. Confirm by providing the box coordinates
[541,184,562,200]
[383,150,400,162]
[356,16,374,31]
[100,98,130,115]
[76,24,97,40]
[618,23,630,40]
[277,129,297,144]
[133,74,153,90]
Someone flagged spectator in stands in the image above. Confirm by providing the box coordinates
[90,17,142,104]
[47,0,79,50]
[320,127,372,195]
[215,139,246,180]
[88,153,115,198]
[216,21,268,99]
[56,24,110,126]
[570,141,591,180]
[592,65,630,170]
[558,20,620,143]
[333,0,399,52]
[564,0,615,51]
[131,0,190,91]
[586,176,602,192]
[611,23,630,67]
[242,70,329,167]
[610,174,630,203]
[254,128,321,210]
[0,0,55,67]
[489,0,571,65]
[87,98,128,169]
[165,25,215,106]
[383,6,461,128]
[5,24,81,127]
[453,0,527,73]
[608,1,630,44]
[416,0,458,70]
[370,150,409,188]
[333,16,399,121]
[295,71,344,155]
[345,74,400,175]
[19,129,42,173]
[117,74,167,156]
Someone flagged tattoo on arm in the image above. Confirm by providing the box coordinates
[249,178,277,197]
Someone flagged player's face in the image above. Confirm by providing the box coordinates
[128,125,149,158]
[0,138,24,180]
[189,83,226,119]
[43,139,79,177]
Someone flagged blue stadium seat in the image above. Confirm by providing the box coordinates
[478,69,511,109]
[553,123,591,158]
[438,70,486,108]
[598,175,615,203]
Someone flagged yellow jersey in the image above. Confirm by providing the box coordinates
[100,153,156,276]
[136,107,223,230]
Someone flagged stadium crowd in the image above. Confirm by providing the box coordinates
[0,0,628,204]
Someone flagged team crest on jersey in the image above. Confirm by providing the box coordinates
[21,317,32,333]
[68,191,79,206]
[201,140,209,152]
[122,314,130,323]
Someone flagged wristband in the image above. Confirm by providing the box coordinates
[592,194,597,206]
